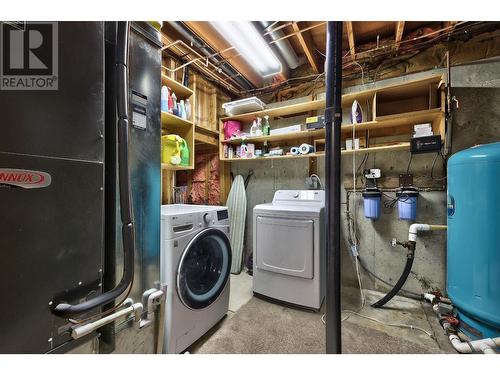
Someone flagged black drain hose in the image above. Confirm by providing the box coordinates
[371,245,415,308]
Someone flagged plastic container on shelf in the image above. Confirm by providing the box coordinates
[362,189,382,220]
[161,86,168,112]
[167,87,173,113]
[396,188,419,221]
[180,138,190,166]
[185,99,192,121]
[222,96,265,116]
[171,92,178,116]
[179,100,187,119]
[223,120,242,140]
[162,135,182,165]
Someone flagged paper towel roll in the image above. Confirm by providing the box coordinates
[290,146,300,156]
[299,143,314,154]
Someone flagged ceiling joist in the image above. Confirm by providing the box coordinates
[395,21,405,51]
[346,21,356,59]
[292,22,319,73]
[184,21,263,88]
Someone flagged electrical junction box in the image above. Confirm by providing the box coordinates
[410,135,442,154]
[364,168,381,179]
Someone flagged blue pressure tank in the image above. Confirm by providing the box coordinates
[447,142,500,340]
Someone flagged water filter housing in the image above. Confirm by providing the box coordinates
[396,188,419,221]
[362,189,382,220]
[447,142,500,340]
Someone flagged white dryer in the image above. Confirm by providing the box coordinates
[253,190,325,310]
[161,204,231,353]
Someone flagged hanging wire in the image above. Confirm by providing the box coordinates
[406,153,413,174]
[431,151,447,181]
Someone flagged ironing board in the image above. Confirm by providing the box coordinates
[227,175,247,274]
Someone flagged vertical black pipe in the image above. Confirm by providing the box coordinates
[325,21,343,354]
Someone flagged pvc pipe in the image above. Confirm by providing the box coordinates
[71,302,143,340]
[433,301,500,354]
[408,223,447,242]
[140,290,164,329]
[448,334,500,354]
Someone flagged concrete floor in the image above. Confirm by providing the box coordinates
[189,271,455,354]
[228,272,254,315]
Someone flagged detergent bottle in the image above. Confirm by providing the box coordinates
[161,86,168,112]
[167,87,174,113]
[162,134,182,165]
[180,138,190,166]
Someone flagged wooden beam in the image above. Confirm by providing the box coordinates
[395,21,405,51]
[346,21,356,59]
[292,22,319,73]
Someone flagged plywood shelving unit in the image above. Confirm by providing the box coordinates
[161,73,195,170]
[218,74,445,162]
[161,72,195,204]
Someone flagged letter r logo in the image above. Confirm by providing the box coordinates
[0,22,58,90]
[9,29,48,70]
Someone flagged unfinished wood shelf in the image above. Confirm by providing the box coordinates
[160,72,195,206]
[161,163,194,171]
[220,142,410,162]
[222,129,325,144]
[221,107,442,145]
[219,74,445,161]
[161,72,194,98]
[220,152,325,162]
[220,99,325,123]
[161,111,193,128]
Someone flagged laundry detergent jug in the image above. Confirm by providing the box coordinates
[179,138,190,167]
[162,134,183,165]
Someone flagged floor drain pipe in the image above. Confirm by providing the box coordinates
[432,303,500,354]
[325,21,343,354]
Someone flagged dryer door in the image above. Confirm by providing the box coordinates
[255,215,314,279]
[177,228,232,310]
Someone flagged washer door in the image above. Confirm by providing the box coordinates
[177,228,232,310]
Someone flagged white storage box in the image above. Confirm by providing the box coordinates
[222,96,265,116]
[270,124,301,136]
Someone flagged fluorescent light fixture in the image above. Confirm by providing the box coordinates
[211,21,282,77]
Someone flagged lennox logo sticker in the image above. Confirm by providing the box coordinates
[0,168,51,189]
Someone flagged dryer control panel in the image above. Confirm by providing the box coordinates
[272,190,325,207]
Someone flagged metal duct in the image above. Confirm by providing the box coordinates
[166,21,255,91]
[260,21,303,69]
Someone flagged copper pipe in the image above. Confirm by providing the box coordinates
[161,37,242,93]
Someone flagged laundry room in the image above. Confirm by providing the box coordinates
[1,1,500,374]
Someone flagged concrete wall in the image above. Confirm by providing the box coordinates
[231,58,500,296]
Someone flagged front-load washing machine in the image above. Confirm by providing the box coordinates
[253,190,325,310]
[161,204,231,353]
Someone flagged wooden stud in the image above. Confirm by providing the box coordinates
[395,21,405,51]
[292,22,319,73]
[346,21,356,59]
